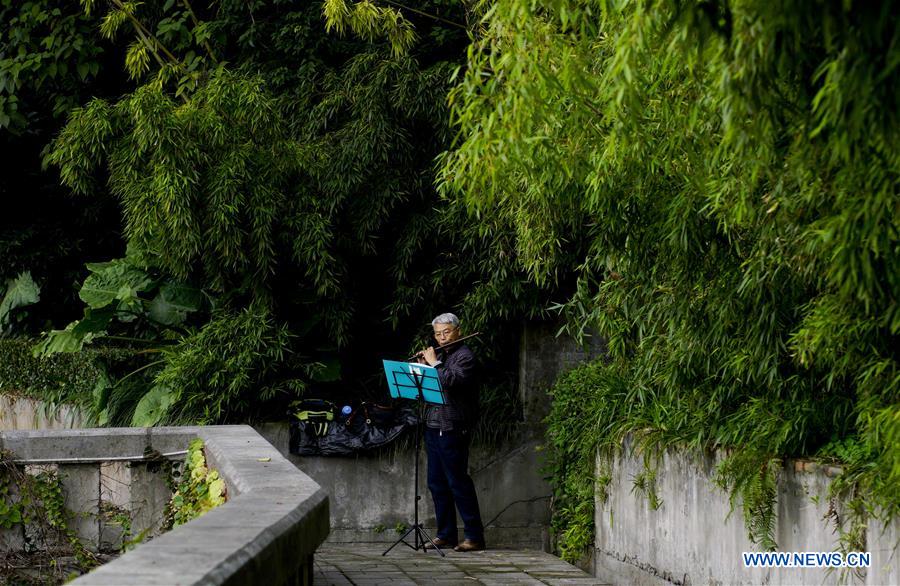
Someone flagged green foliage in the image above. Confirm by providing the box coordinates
[544,362,616,562]
[26,274,310,426]
[0,0,103,130]
[151,305,310,425]
[0,272,40,336]
[0,338,137,415]
[36,0,536,430]
[83,0,220,94]
[716,452,780,551]
[34,248,201,357]
[0,0,123,340]
[47,72,297,291]
[323,0,418,57]
[0,470,25,529]
[632,464,661,512]
[445,0,899,554]
[99,502,138,552]
[165,439,226,528]
[131,383,177,427]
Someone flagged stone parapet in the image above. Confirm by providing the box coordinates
[0,425,329,586]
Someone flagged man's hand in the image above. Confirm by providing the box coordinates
[422,346,439,366]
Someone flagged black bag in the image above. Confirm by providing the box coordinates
[289,400,419,456]
[346,402,396,427]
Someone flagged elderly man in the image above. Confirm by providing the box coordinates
[417,312,485,552]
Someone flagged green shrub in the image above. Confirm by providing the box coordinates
[0,338,138,415]
[147,305,311,426]
[545,362,619,562]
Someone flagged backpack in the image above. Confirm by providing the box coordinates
[290,399,335,437]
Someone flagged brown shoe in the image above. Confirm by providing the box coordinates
[453,539,485,552]
[423,537,456,550]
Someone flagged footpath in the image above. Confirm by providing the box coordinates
[314,544,605,585]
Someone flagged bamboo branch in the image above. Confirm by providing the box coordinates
[133,25,168,70]
[380,0,468,30]
[111,0,184,69]
[180,0,221,65]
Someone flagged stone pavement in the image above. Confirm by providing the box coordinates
[314,544,606,585]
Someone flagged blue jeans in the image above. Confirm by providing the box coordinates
[424,427,484,543]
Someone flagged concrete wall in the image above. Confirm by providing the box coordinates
[0,393,86,430]
[0,394,554,549]
[0,437,161,554]
[257,422,552,549]
[1,392,555,549]
[595,441,900,585]
[518,321,607,423]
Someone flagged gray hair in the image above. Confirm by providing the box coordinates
[431,313,459,328]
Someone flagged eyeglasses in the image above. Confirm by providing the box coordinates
[433,327,458,338]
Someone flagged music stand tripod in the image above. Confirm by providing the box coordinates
[380,360,447,557]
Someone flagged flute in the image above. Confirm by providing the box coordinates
[407,332,482,362]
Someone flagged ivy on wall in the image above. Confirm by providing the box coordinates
[0,451,99,583]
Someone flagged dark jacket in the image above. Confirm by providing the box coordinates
[425,344,479,432]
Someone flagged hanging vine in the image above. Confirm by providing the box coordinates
[0,450,99,584]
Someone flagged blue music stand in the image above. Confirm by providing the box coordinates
[381,359,446,556]
[382,360,447,405]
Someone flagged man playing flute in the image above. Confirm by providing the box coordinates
[416,312,486,552]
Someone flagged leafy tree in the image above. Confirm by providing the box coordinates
[39,0,549,425]
[441,0,899,556]
[0,0,104,129]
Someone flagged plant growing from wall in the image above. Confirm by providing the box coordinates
[164,439,226,528]
[544,361,618,561]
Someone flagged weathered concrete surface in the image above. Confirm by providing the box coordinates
[128,462,171,538]
[0,426,329,586]
[62,464,102,549]
[519,321,606,424]
[595,442,900,585]
[0,393,86,430]
[256,422,552,550]
[2,427,152,460]
[314,544,604,585]
[868,513,900,586]
[98,461,130,550]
